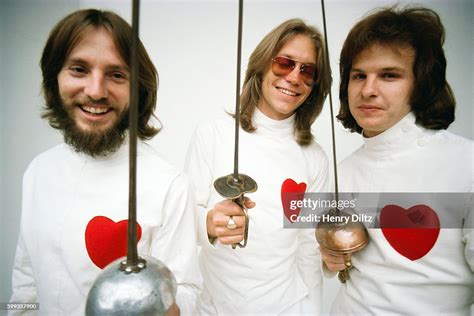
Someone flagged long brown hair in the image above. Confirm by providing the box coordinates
[40,9,159,139]
[338,6,455,133]
[240,18,332,146]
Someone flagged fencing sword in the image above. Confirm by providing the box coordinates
[314,0,368,283]
[213,0,257,249]
[86,1,178,314]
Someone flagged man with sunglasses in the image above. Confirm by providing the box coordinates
[185,19,331,314]
[320,6,473,314]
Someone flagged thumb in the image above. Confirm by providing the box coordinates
[243,197,256,209]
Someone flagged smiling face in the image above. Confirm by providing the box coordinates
[56,26,130,156]
[258,34,316,120]
[348,43,415,137]
[58,26,130,133]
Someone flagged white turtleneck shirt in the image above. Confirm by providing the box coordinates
[331,112,473,315]
[10,141,202,315]
[185,108,329,315]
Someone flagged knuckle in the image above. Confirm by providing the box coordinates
[219,237,233,245]
[218,237,229,244]
[215,227,226,236]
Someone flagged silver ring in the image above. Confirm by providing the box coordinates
[226,216,237,230]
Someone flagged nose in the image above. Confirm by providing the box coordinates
[284,66,302,85]
[361,76,378,98]
[84,72,108,100]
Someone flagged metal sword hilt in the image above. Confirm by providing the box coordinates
[213,173,257,248]
[231,195,249,249]
[315,208,368,283]
[337,253,354,283]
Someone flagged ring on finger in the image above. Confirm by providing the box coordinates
[226,215,237,230]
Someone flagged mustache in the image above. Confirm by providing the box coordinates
[73,97,112,108]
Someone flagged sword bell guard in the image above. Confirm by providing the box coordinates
[86,255,177,315]
[315,208,368,283]
[213,173,257,200]
[213,173,257,249]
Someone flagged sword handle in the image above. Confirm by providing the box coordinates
[231,195,249,249]
[337,253,353,283]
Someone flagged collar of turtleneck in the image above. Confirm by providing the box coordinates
[362,112,425,153]
[252,106,295,138]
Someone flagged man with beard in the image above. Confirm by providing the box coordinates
[9,9,201,315]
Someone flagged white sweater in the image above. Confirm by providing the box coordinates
[185,109,329,315]
[332,112,473,315]
[10,141,202,315]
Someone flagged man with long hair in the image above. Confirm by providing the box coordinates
[321,6,473,314]
[10,9,200,315]
[185,19,331,314]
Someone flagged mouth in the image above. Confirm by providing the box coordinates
[79,104,112,116]
[276,86,300,97]
[358,104,382,112]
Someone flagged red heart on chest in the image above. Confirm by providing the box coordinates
[380,204,440,260]
[85,216,142,269]
[281,178,307,223]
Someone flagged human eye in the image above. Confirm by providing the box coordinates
[301,64,317,77]
[69,65,87,76]
[350,72,365,81]
[380,71,401,80]
[109,71,129,82]
[274,56,294,69]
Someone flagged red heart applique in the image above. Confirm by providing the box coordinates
[380,205,440,261]
[281,178,307,223]
[85,216,142,269]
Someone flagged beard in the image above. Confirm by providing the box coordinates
[53,97,129,157]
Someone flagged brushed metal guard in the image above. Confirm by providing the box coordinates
[316,208,369,283]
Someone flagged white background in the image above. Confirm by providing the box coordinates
[1,0,472,313]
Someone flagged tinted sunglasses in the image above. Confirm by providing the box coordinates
[271,56,317,86]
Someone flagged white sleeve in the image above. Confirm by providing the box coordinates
[9,234,38,316]
[295,152,330,314]
[462,189,473,314]
[465,228,474,316]
[150,174,202,316]
[462,181,474,268]
[296,229,323,315]
[184,126,217,249]
[9,166,38,315]
[463,195,474,270]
